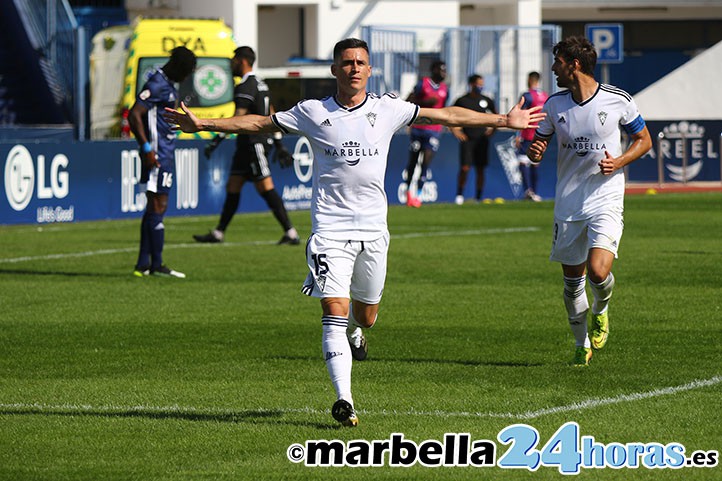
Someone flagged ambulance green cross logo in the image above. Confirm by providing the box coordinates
[194,64,229,101]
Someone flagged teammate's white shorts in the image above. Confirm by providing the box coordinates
[550,209,624,266]
[301,232,390,304]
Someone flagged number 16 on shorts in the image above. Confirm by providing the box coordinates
[496,422,717,473]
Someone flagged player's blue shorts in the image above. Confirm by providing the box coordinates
[409,128,442,153]
[141,164,174,195]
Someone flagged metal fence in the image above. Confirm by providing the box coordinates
[15,0,76,109]
[362,24,561,112]
[13,0,85,137]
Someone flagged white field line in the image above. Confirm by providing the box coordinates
[1,375,718,421]
[0,227,539,265]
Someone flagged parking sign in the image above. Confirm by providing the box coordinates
[585,24,624,64]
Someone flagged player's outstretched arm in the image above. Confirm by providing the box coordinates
[416,97,544,130]
[505,97,546,130]
[164,102,278,134]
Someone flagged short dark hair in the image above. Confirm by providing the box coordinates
[553,36,597,75]
[528,71,541,82]
[468,74,482,84]
[431,60,446,72]
[333,38,369,63]
[234,46,256,66]
[165,46,197,81]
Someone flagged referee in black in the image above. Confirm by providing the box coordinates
[449,74,498,204]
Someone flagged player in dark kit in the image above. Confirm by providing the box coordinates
[194,46,300,245]
[129,46,196,278]
[450,74,498,203]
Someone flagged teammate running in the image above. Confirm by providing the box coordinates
[527,36,652,366]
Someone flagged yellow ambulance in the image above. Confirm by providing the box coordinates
[90,17,237,139]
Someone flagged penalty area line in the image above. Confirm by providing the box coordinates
[1,375,718,422]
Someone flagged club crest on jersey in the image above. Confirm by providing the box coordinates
[366,112,377,127]
[573,136,590,157]
[598,111,608,125]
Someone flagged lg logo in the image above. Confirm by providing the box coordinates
[4,145,69,211]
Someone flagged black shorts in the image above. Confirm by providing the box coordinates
[231,141,272,180]
[459,136,490,167]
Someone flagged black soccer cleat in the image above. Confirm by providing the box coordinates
[347,326,368,361]
[278,234,300,245]
[331,399,358,427]
[193,231,223,243]
[151,265,186,278]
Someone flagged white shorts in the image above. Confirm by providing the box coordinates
[550,209,624,266]
[301,232,390,304]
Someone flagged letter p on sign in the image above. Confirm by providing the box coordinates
[585,24,624,64]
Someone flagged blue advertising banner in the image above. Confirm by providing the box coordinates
[626,120,722,183]
[7,122,718,227]
[385,131,558,204]
[0,131,569,226]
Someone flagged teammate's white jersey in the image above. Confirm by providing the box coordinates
[535,83,646,221]
[272,93,419,240]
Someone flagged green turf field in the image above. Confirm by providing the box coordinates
[1,192,720,480]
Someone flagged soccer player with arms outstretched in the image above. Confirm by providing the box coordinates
[527,36,652,366]
[165,38,545,426]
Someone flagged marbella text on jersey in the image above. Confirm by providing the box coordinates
[323,143,380,161]
[561,137,607,157]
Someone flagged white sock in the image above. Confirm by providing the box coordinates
[347,308,360,329]
[346,309,361,347]
[286,227,298,239]
[322,315,353,404]
[590,272,615,314]
[564,276,590,348]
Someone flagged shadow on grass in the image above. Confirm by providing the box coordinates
[0,406,335,430]
[271,355,542,368]
[0,268,126,278]
[393,358,544,368]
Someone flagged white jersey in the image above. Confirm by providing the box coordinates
[272,93,419,240]
[536,83,646,221]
